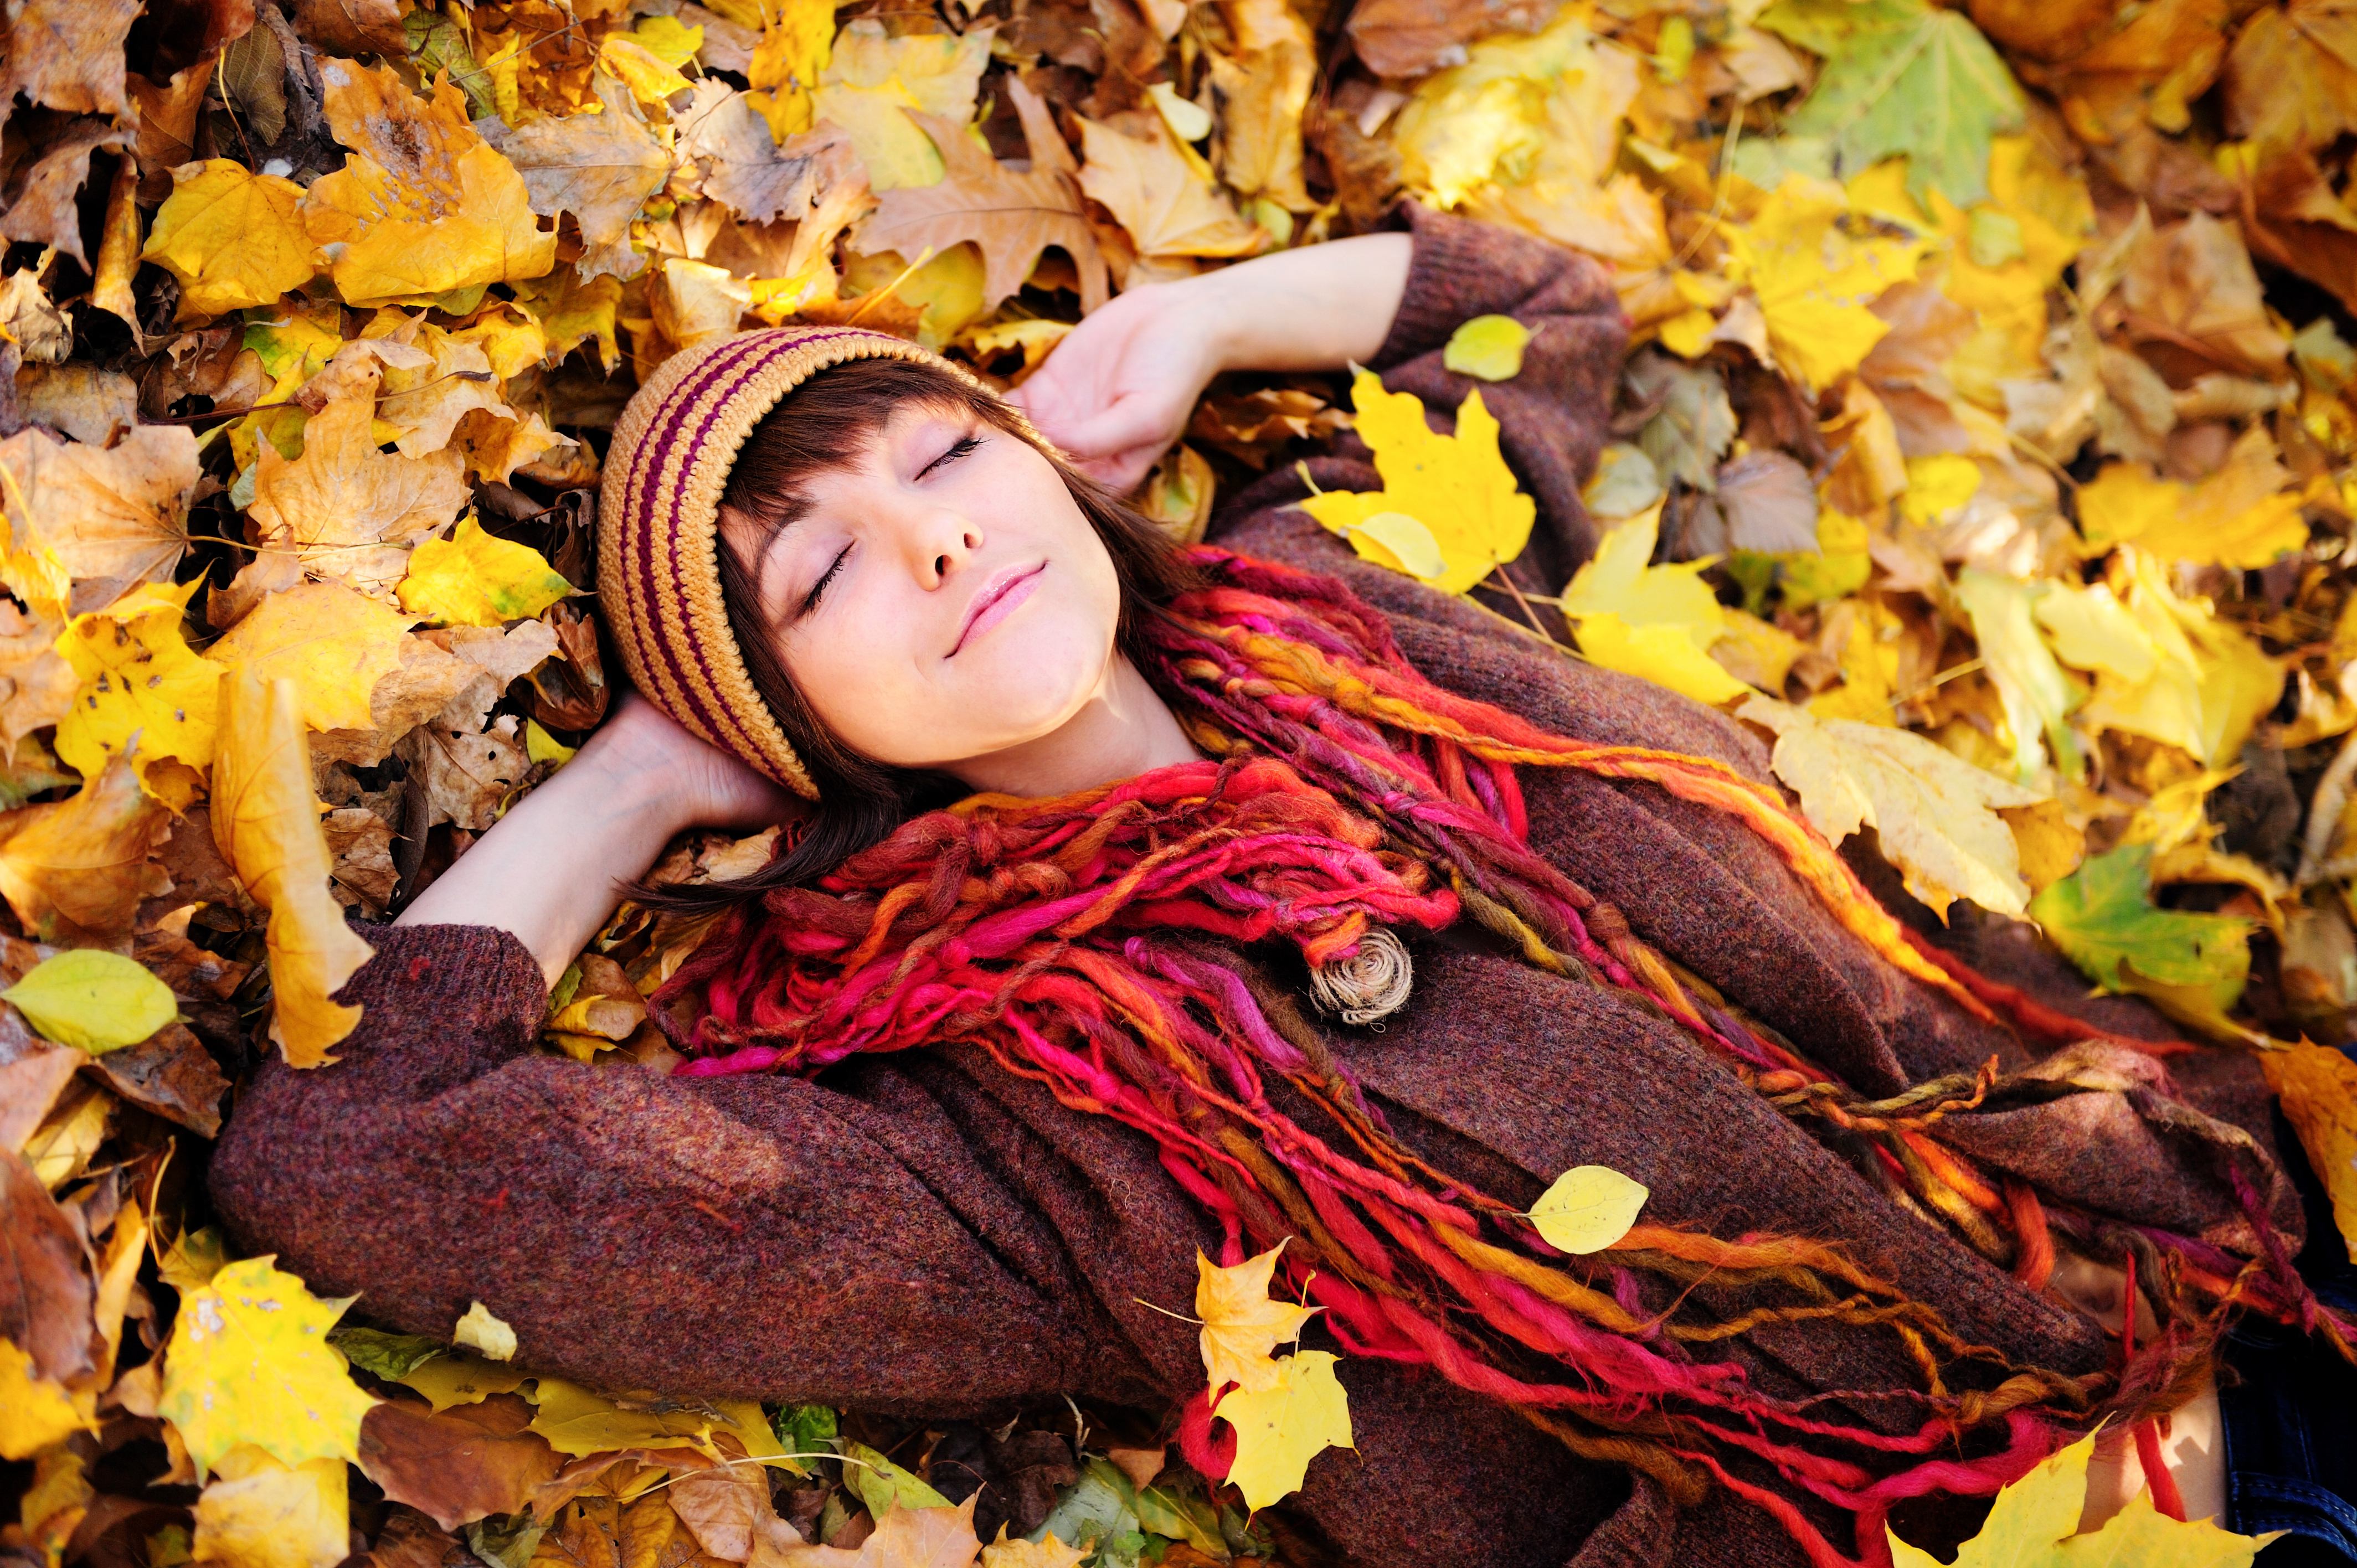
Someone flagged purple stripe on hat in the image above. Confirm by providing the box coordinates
[631,329,889,763]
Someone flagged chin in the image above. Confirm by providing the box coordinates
[940,625,1112,754]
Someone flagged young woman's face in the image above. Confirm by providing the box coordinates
[727,401,1124,773]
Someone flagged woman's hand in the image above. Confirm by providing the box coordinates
[397,692,807,984]
[1011,233,1417,496]
[1008,282,1226,493]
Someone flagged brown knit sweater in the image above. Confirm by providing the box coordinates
[210,207,2299,1568]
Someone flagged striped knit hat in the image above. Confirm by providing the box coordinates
[598,327,994,800]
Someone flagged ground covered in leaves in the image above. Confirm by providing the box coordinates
[4,0,2357,1559]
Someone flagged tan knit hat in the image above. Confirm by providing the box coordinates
[598,326,988,800]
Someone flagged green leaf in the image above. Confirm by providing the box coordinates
[3,950,179,1056]
[328,1325,450,1381]
[1442,314,1531,381]
[770,1402,837,1475]
[2029,843,2251,1009]
[842,1439,951,1517]
[1758,0,2025,209]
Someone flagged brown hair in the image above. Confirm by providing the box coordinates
[638,355,1203,913]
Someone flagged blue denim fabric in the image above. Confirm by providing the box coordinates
[2217,1103,2357,1564]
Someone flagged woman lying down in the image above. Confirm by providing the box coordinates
[212,205,2356,1566]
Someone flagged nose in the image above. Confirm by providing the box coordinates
[907,504,983,590]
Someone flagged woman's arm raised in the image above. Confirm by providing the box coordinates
[395,693,805,984]
[1011,232,1413,492]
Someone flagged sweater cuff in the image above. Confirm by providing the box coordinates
[332,922,549,1042]
[1371,202,1508,369]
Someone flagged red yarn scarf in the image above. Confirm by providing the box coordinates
[660,549,2328,1566]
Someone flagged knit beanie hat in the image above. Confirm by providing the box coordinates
[597,326,983,801]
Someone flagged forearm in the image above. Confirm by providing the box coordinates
[1191,233,1414,375]
[395,754,686,985]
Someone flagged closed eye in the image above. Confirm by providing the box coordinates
[800,543,851,616]
[917,434,982,480]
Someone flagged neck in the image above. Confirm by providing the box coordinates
[947,654,1201,799]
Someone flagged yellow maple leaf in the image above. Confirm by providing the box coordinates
[247,395,470,600]
[1296,369,1535,596]
[1890,1427,2272,1566]
[301,58,557,306]
[53,578,225,808]
[2262,1041,2357,1264]
[157,1256,375,1481]
[1077,115,1267,261]
[1390,9,1603,208]
[0,422,198,617]
[1726,176,1930,393]
[815,20,992,190]
[510,270,623,371]
[0,1340,93,1459]
[748,0,836,138]
[139,159,320,319]
[982,1525,1089,1568]
[1527,1164,1649,1254]
[1215,1351,1354,1513]
[1557,508,1751,705]
[209,581,419,734]
[211,669,375,1066]
[191,1446,350,1568]
[599,35,692,106]
[1196,1243,1320,1396]
[2075,430,2308,568]
[1740,695,2045,918]
[522,1374,781,1461]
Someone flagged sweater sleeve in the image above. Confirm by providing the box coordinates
[1206,204,1629,590]
[207,923,1126,1411]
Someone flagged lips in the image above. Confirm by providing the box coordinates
[950,562,1047,656]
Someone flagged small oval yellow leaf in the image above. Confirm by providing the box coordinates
[1442,314,1531,381]
[453,1299,518,1362]
[1530,1164,1649,1254]
[3,950,178,1056]
[1346,512,1448,581]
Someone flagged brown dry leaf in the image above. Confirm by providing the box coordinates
[0,424,199,616]
[136,905,253,999]
[323,807,398,916]
[303,58,559,306]
[212,669,374,1067]
[0,0,139,124]
[87,1023,231,1138]
[16,365,138,446]
[767,1495,983,1566]
[2111,212,2292,378]
[1211,0,1316,212]
[2222,0,2357,155]
[677,80,832,226]
[1713,451,1823,554]
[1077,115,1265,262]
[1860,282,1977,457]
[1345,0,1560,77]
[666,1454,805,1561]
[482,76,675,282]
[433,621,564,734]
[400,713,530,833]
[364,321,517,461]
[0,120,131,269]
[246,395,470,599]
[0,602,75,759]
[0,1048,80,1151]
[0,755,172,944]
[290,0,407,56]
[130,61,215,201]
[358,1396,565,1533]
[859,89,1109,315]
[528,1491,730,1567]
[0,1143,95,1385]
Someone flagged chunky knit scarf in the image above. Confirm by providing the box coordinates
[661,549,2334,1565]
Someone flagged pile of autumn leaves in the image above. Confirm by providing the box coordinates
[2,0,2357,1558]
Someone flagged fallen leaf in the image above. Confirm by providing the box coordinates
[290,0,407,55]
[2,950,177,1056]
[1954,568,2087,782]
[0,602,78,759]
[1741,695,2045,917]
[247,395,470,600]
[2112,212,2289,379]
[158,1255,375,1480]
[191,1447,351,1568]
[86,1021,231,1137]
[0,1143,95,1385]
[1726,177,1932,394]
[140,160,321,318]
[397,517,575,630]
[2030,841,2252,1028]
[1210,0,1316,212]
[0,1339,91,1459]
[54,579,226,808]
[2073,428,2307,568]
[212,669,375,1066]
[0,0,140,122]
[0,754,172,943]
[302,58,558,306]
[1078,115,1266,262]
[2261,1040,2357,1264]
[858,86,1108,315]
[814,20,994,190]
[1442,314,1530,381]
[209,580,420,734]
[1195,1244,1319,1396]
[0,422,199,616]
[1213,1352,1353,1513]
[323,807,398,916]
[768,1493,983,1566]
[2222,0,2357,156]
[2052,550,2286,766]
[979,1529,1088,1568]
[357,1396,563,1533]
[1629,353,1737,493]
[1558,509,1751,705]
[1714,450,1823,555]
[1296,369,1535,595]
[1761,0,2026,208]
[1889,1426,2271,1566]
[1527,1164,1649,1253]
[454,1301,518,1363]
[481,76,674,282]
